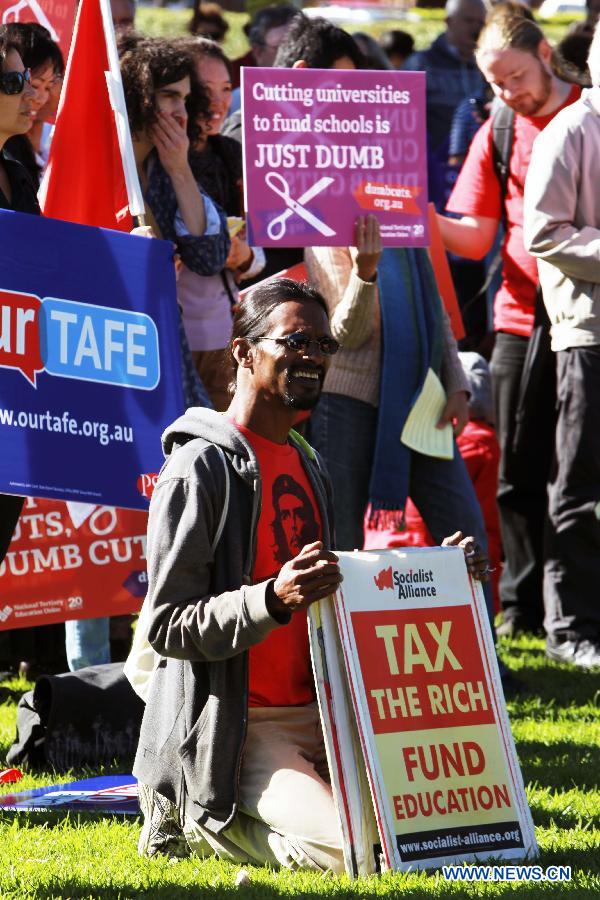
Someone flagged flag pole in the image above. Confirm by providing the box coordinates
[98,0,145,222]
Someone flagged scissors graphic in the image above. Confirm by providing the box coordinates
[266,172,335,241]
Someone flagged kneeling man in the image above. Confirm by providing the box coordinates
[134,278,346,872]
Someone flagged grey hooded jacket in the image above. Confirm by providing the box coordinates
[524,87,600,351]
[132,408,334,833]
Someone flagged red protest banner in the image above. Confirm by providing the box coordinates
[238,261,308,304]
[0,497,147,630]
[352,605,495,735]
[0,0,77,61]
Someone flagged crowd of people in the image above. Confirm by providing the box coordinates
[0,0,599,874]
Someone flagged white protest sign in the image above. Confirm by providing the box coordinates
[310,547,537,874]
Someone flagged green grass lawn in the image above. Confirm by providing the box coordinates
[1,634,599,898]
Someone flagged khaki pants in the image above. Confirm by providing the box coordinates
[139,703,344,873]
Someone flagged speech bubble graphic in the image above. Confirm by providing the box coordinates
[0,288,43,386]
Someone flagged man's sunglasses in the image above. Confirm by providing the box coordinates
[0,68,31,96]
[256,333,340,356]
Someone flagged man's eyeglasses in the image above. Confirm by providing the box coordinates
[256,333,340,356]
[0,68,31,96]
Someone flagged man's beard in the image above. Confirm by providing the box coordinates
[282,388,322,411]
[511,62,553,116]
[282,365,324,410]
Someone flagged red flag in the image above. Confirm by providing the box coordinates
[40,0,135,230]
[427,203,465,342]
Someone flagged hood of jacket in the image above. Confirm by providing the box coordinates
[163,407,249,456]
[162,407,258,489]
[582,86,600,116]
[162,406,317,486]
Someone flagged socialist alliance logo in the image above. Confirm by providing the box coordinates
[374,566,393,590]
[374,565,438,599]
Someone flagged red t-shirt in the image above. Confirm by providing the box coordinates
[446,86,580,337]
[234,423,321,708]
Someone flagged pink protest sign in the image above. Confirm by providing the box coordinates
[242,67,428,248]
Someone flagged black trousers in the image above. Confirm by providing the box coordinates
[545,346,600,643]
[0,495,24,667]
[0,495,67,668]
[490,332,554,628]
[0,494,24,563]
[449,258,488,348]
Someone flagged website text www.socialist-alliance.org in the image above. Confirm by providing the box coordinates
[398,825,523,857]
[0,406,134,448]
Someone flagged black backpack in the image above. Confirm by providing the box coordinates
[6,663,144,771]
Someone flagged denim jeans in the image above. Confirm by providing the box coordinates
[65,617,111,672]
[308,394,378,553]
[308,392,495,630]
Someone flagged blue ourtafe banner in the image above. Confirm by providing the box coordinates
[0,775,139,815]
[0,210,184,510]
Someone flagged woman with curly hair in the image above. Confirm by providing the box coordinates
[119,34,231,409]
[173,37,265,410]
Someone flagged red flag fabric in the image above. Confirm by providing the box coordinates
[40,0,132,231]
[427,203,465,342]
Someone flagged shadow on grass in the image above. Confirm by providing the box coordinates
[0,683,30,704]
[505,664,600,711]
[538,845,600,874]
[9,883,287,900]
[532,801,600,831]
[4,876,432,900]
[517,739,600,793]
